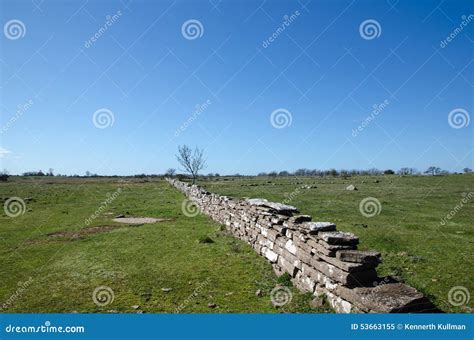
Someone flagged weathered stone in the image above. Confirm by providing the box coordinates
[308,238,355,256]
[278,255,299,277]
[319,254,378,272]
[335,283,437,313]
[336,250,381,264]
[263,247,279,263]
[284,239,298,255]
[324,291,353,313]
[312,261,377,286]
[272,225,287,234]
[294,272,316,293]
[271,215,288,225]
[345,184,357,191]
[295,246,317,264]
[266,229,280,241]
[246,198,299,215]
[289,215,312,223]
[308,238,336,256]
[319,231,359,245]
[301,222,337,234]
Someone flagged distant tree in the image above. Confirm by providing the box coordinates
[398,167,417,176]
[176,145,206,184]
[294,168,308,177]
[278,171,290,177]
[214,173,220,177]
[257,172,267,176]
[0,169,9,182]
[329,169,339,177]
[268,171,278,177]
[463,167,472,173]
[368,168,382,176]
[166,168,176,177]
[340,169,349,178]
[85,171,91,177]
[384,169,395,175]
[48,168,54,176]
[424,166,441,176]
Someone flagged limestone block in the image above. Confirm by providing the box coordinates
[336,250,381,264]
[319,231,359,245]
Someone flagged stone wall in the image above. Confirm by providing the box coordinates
[166,178,436,313]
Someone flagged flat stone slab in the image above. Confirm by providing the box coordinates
[310,261,378,286]
[336,250,381,264]
[289,215,312,223]
[319,231,359,245]
[246,198,299,214]
[336,283,436,313]
[113,217,171,225]
[302,222,336,234]
[319,254,378,273]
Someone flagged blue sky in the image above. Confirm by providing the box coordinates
[0,0,472,176]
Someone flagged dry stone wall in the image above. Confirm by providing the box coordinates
[167,178,436,313]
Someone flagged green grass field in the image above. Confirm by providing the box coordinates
[0,175,472,313]
[200,174,474,313]
[0,177,326,313]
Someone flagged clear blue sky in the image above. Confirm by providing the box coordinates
[1,0,472,176]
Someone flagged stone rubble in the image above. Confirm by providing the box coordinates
[166,178,436,313]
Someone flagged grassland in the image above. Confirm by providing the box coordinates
[200,174,473,313]
[1,174,472,313]
[0,177,326,313]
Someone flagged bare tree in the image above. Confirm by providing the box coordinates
[176,145,206,184]
[166,168,176,177]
